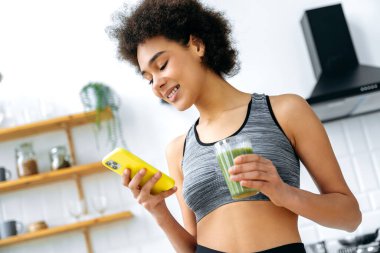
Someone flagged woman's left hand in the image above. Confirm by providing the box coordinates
[228,154,289,207]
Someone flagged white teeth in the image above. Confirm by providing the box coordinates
[167,86,179,99]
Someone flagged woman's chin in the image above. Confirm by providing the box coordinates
[174,101,192,112]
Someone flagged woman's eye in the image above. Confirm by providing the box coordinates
[160,61,168,71]
[148,79,153,85]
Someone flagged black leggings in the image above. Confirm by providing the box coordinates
[195,243,306,253]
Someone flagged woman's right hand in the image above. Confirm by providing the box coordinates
[122,168,177,218]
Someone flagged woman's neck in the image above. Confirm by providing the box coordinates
[194,71,251,124]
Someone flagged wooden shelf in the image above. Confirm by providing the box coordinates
[0,108,121,253]
[0,162,106,193]
[0,108,113,142]
[0,211,133,247]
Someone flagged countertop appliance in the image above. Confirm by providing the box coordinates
[305,229,380,253]
[338,241,380,253]
[306,240,380,253]
[301,4,380,122]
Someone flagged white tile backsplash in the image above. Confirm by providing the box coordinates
[324,122,350,157]
[356,194,372,213]
[362,113,380,151]
[299,225,319,244]
[371,150,380,183]
[343,118,369,154]
[369,190,380,210]
[1,112,380,252]
[353,153,379,192]
[337,156,361,193]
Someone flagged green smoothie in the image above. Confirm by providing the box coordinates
[216,147,259,199]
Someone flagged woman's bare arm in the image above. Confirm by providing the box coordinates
[269,94,362,231]
[160,134,197,252]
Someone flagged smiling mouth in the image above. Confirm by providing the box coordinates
[167,84,180,99]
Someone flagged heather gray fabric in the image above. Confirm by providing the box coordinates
[181,93,300,223]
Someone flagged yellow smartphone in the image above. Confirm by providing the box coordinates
[102,147,175,194]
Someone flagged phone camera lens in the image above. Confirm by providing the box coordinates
[106,160,119,170]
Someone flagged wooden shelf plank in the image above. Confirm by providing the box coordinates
[0,162,107,192]
[0,211,133,247]
[0,108,113,142]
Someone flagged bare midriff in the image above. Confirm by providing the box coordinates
[196,201,301,253]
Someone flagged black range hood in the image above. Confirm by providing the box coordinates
[301,4,380,122]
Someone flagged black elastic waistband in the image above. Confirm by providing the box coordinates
[196,243,306,253]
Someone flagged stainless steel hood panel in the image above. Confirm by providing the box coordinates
[311,92,380,122]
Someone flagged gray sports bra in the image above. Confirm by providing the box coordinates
[181,93,300,222]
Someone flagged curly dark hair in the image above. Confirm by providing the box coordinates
[107,0,240,78]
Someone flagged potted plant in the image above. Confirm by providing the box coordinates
[79,82,127,149]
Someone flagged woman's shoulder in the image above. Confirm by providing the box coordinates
[267,93,313,120]
[267,93,318,146]
[267,93,308,109]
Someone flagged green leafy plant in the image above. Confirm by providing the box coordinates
[79,82,126,149]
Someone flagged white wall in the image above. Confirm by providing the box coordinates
[0,0,379,252]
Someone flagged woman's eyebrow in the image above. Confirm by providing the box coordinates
[140,51,166,76]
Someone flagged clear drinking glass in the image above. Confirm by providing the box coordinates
[214,135,259,200]
[68,199,85,221]
[91,195,107,216]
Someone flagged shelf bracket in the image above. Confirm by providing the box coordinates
[73,174,88,214]
[83,228,94,253]
[63,123,77,166]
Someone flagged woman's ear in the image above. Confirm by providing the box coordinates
[189,35,205,57]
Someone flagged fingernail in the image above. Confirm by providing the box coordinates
[123,169,129,175]
[139,169,146,174]
[154,172,161,178]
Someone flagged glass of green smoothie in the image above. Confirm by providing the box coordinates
[214,135,259,200]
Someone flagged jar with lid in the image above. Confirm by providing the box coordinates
[16,142,39,177]
[49,146,71,170]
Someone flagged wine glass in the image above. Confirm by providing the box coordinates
[91,195,107,217]
[68,199,86,221]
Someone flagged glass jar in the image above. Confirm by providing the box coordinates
[16,142,39,177]
[49,146,71,170]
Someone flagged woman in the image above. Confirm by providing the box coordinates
[107,0,362,252]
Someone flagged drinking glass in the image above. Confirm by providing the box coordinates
[91,195,107,216]
[68,199,85,221]
[214,135,260,200]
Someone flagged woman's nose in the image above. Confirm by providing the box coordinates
[152,76,166,90]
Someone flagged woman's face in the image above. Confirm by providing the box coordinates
[137,36,206,111]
